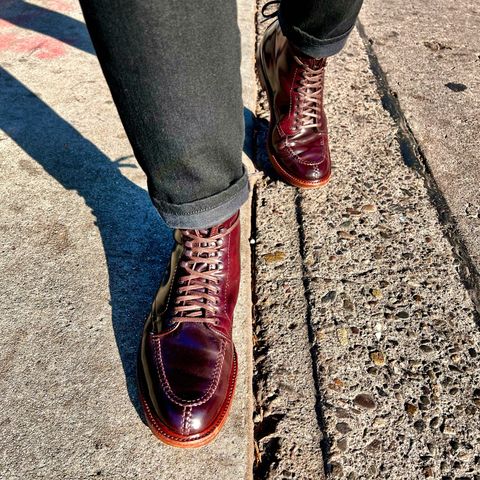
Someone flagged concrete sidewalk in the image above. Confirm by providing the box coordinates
[360,0,480,297]
[0,0,255,478]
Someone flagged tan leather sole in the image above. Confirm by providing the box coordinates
[268,145,331,189]
[256,34,331,190]
[137,348,238,448]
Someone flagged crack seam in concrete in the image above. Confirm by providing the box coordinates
[250,7,285,479]
[294,192,332,476]
[356,19,480,326]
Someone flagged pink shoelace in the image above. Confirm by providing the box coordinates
[172,217,239,325]
[293,58,326,131]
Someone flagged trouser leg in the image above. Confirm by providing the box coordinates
[278,0,364,57]
[79,0,248,228]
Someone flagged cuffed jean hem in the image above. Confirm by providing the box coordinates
[151,166,250,229]
[278,13,354,58]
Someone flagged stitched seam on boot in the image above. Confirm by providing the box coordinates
[154,338,226,406]
[225,229,231,321]
[276,124,302,165]
[181,406,187,434]
[184,407,192,436]
[297,155,328,166]
[276,124,329,167]
[288,66,298,119]
[139,350,238,443]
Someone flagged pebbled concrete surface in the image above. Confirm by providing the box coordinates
[302,29,480,479]
[0,0,254,478]
[252,182,326,479]
[253,1,480,479]
[359,0,480,309]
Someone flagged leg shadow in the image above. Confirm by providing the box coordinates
[0,67,172,419]
[253,114,280,180]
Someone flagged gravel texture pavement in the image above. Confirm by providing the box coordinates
[360,1,480,310]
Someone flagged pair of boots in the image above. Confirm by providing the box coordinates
[138,22,331,447]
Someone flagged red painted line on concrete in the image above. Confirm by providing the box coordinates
[0,33,66,59]
[0,0,76,58]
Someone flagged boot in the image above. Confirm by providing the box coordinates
[137,212,241,447]
[257,21,331,188]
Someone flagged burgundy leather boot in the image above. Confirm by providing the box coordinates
[257,21,331,188]
[137,212,241,447]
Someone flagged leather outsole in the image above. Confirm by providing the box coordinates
[268,145,331,189]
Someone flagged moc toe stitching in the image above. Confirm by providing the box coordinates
[154,336,227,407]
[140,349,237,444]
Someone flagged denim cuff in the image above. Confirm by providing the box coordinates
[151,166,249,229]
[278,13,354,58]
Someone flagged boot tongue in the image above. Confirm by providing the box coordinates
[173,212,238,322]
[298,56,326,69]
[193,211,239,238]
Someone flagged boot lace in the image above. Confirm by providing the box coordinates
[261,0,280,21]
[293,59,325,131]
[172,217,238,325]
[260,1,325,131]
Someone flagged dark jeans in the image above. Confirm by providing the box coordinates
[80,0,363,228]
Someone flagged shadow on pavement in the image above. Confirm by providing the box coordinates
[0,66,171,421]
[1,0,258,424]
[252,115,281,181]
[0,66,257,425]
